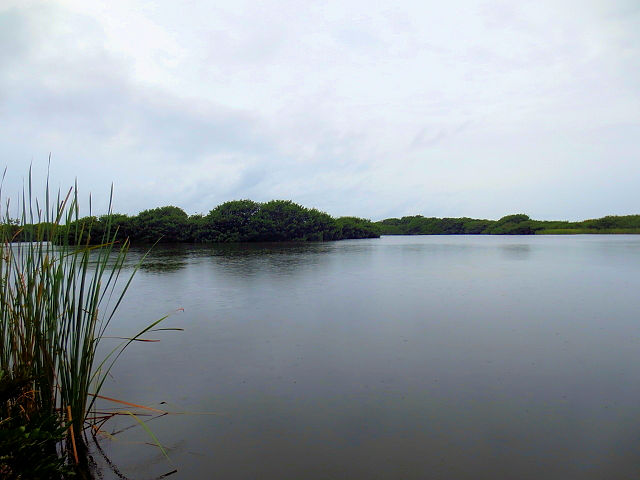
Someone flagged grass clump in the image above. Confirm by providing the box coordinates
[0,370,74,479]
[0,168,163,477]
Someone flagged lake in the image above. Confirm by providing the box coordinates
[94,235,640,479]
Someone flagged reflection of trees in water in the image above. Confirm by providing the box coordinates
[124,240,381,278]
[124,242,338,277]
[139,259,188,273]
[499,243,531,260]
[126,244,192,273]
[206,242,336,278]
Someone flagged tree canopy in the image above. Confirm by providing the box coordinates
[375,214,640,235]
[54,199,380,244]
[9,203,640,245]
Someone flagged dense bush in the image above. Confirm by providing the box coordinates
[375,214,640,235]
[335,217,380,239]
[45,199,380,245]
[13,206,640,245]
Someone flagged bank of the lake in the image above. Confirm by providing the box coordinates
[5,202,639,247]
[376,213,640,235]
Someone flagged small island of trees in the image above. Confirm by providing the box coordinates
[2,199,381,244]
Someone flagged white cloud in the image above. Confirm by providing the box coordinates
[1,0,639,221]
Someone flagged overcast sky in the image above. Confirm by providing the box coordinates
[1,0,638,220]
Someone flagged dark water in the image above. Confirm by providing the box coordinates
[94,235,640,479]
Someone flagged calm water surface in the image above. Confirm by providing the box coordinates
[95,235,640,479]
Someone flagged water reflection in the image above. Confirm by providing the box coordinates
[206,242,336,278]
[499,243,531,260]
[127,242,342,278]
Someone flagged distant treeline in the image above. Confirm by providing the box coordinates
[376,214,640,235]
[3,200,380,244]
[4,204,640,245]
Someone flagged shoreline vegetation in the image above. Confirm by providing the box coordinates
[4,200,381,244]
[377,213,640,236]
[1,175,171,479]
[3,201,639,245]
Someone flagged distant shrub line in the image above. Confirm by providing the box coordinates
[4,204,639,245]
[376,213,640,235]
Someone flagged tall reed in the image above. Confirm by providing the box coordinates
[0,168,158,468]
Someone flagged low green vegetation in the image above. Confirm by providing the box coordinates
[4,201,639,246]
[6,199,381,245]
[375,214,640,235]
[0,173,167,478]
[0,381,73,479]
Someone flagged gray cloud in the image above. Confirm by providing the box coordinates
[1,1,639,221]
